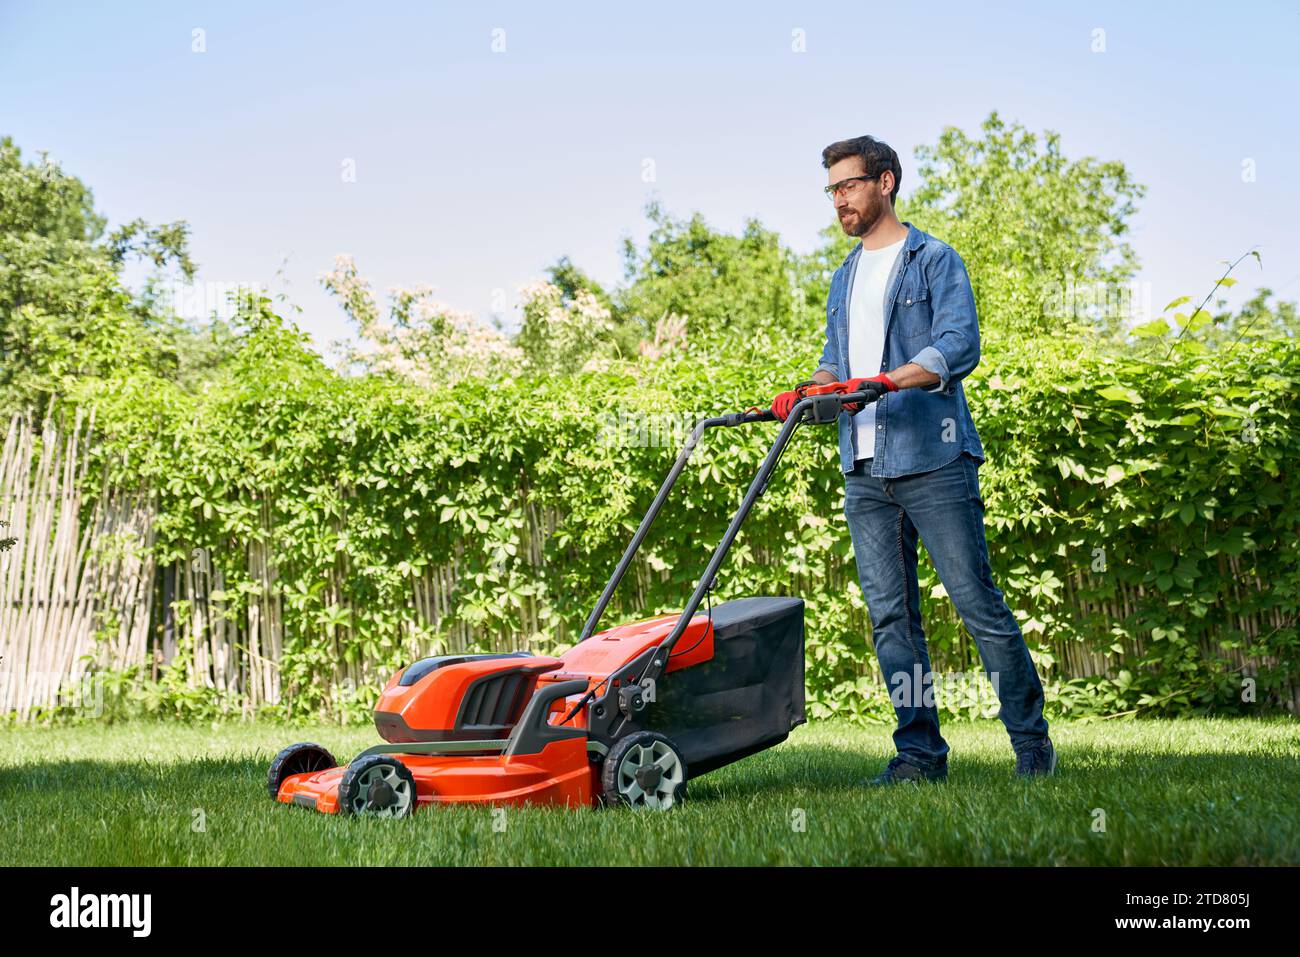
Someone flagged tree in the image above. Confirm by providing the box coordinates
[899,111,1145,344]
[0,136,212,416]
[516,278,618,374]
[617,201,807,364]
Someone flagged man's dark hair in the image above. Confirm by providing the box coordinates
[821,135,902,206]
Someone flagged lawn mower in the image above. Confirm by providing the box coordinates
[268,379,883,815]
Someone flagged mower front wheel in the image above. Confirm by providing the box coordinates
[339,755,417,818]
[267,742,337,800]
[600,731,687,810]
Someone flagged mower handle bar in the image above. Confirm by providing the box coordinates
[577,383,882,646]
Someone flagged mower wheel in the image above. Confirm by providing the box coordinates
[600,731,687,810]
[339,755,417,818]
[267,742,337,800]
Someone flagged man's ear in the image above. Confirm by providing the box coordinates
[880,170,896,202]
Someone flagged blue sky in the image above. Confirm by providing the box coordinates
[2,1,1297,354]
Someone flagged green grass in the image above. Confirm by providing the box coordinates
[1,717,1296,865]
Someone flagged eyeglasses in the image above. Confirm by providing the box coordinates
[824,174,878,201]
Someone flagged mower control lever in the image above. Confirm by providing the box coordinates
[798,380,885,424]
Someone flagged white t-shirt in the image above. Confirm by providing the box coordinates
[848,237,905,460]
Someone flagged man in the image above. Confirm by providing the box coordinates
[771,135,1055,784]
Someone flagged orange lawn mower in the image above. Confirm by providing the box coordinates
[268,380,885,816]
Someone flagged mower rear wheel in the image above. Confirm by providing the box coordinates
[339,755,417,818]
[600,731,687,810]
[267,742,337,800]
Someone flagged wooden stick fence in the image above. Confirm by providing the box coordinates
[0,410,155,718]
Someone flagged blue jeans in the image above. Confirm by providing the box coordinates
[843,451,1049,769]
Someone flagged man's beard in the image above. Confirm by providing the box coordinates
[839,194,883,237]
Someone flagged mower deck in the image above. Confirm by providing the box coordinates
[278,736,595,812]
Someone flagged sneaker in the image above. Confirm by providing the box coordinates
[858,755,948,787]
[1014,737,1057,778]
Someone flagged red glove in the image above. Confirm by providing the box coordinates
[842,374,898,414]
[771,379,817,422]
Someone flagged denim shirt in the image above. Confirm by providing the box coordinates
[815,221,985,478]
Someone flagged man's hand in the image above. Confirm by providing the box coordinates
[771,379,817,422]
[845,373,899,394]
[841,374,897,414]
